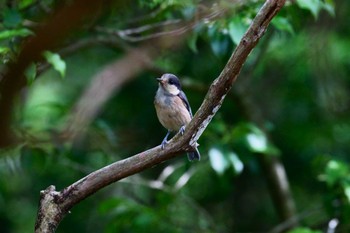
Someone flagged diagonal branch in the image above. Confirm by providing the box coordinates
[34,0,286,232]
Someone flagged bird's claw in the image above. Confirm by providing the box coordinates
[161,140,168,150]
[179,126,186,135]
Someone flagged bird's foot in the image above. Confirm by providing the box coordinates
[161,139,168,150]
[179,125,186,135]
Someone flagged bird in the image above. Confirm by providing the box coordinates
[154,73,200,161]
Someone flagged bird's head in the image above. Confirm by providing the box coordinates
[157,73,181,95]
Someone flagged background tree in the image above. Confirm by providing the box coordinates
[0,0,349,233]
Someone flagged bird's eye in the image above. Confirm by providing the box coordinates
[168,79,174,85]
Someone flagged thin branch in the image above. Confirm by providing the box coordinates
[97,9,225,42]
[34,0,286,232]
[118,19,182,35]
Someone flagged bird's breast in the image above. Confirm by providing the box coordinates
[154,93,191,132]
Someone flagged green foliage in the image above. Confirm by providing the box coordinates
[296,0,335,18]
[271,16,294,35]
[0,28,33,41]
[43,51,66,78]
[25,63,37,84]
[209,147,243,175]
[228,17,249,45]
[0,0,349,232]
[287,227,322,233]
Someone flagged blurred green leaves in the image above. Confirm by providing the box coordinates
[296,0,335,18]
[272,16,294,35]
[232,123,280,156]
[320,159,350,203]
[0,28,33,41]
[43,51,66,78]
[287,227,322,233]
[2,8,22,28]
[208,147,243,175]
[323,160,349,187]
[25,63,37,84]
[228,17,248,45]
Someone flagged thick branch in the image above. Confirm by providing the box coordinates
[35,0,286,232]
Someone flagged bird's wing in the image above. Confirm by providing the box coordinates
[178,91,193,117]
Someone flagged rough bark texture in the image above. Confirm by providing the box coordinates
[32,0,287,232]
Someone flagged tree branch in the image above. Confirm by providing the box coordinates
[34,0,286,232]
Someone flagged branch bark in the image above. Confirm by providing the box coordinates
[34,0,286,232]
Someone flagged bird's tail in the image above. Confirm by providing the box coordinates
[187,147,200,161]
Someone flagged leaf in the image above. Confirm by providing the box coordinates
[246,132,267,153]
[43,51,66,78]
[208,147,228,175]
[207,26,230,57]
[296,0,322,18]
[232,122,280,156]
[19,0,35,9]
[228,17,247,45]
[209,147,244,175]
[228,152,244,174]
[0,28,33,41]
[0,47,10,55]
[25,63,37,85]
[321,0,335,16]
[287,227,322,233]
[324,160,349,186]
[272,16,294,35]
[343,183,350,204]
[3,8,22,28]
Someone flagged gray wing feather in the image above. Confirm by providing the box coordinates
[178,91,193,117]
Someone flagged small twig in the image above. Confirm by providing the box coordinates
[327,218,339,233]
[97,9,225,42]
[118,19,182,35]
[268,206,323,233]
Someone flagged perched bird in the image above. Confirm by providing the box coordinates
[154,73,200,161]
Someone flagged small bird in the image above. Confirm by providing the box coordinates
[154,73,200,161]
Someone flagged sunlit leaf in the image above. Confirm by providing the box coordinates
[19,0,35,9]
[43,51,66,78]
[208,148,228,175]
[324,160,349,186]
[207,26,230,57]
[228,152,244,174]
[228,17,247,45]
[246,132,267,152]
[287,227,322,233]
[0,47,10,55]
[272,16,294,34]
[0,28,33,40]
[296,0,322,18]
[343,184,350,204]
[321,0,335,16]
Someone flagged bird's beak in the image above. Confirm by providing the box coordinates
[157,78,165,84]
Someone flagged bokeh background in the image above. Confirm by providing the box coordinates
[0,0,350,232]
